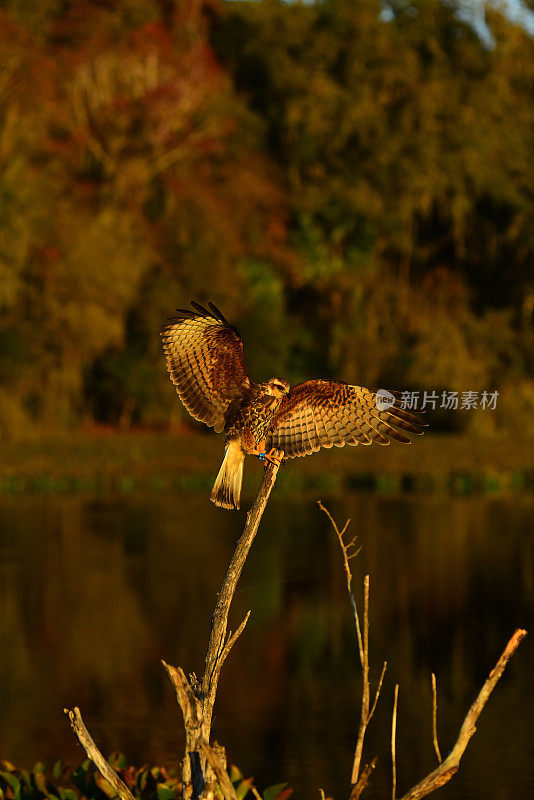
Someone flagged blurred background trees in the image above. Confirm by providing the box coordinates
[0,0,532,437]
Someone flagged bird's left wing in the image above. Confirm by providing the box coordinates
[161,301,252,433]
[265,380,426,458]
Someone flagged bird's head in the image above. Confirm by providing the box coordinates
[265,378,290,399]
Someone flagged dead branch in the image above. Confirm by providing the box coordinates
[370,662,388,721]
[162,662,203,730]
[348,758,377,800]
[317,502,363,657]
[318,503,387,790]
[352,576,370,784]
[201,455,284,740]
[391,685,399,800]
[218,611,252,671]
[63,707,135,800]
[430,674,442,764]
[197,739,238,800]
[65,456,283,800]
[398,628,527,800]
[162,454,283,797]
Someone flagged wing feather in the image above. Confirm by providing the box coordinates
[161,302,252,430]
[312,407,333,448]
[266,380,427,459]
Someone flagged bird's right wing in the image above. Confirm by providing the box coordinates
[161,302,252,432]
[266,380,426,458]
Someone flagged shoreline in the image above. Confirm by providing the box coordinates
[1,430,533,497]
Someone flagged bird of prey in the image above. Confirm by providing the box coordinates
[161,301,425,510]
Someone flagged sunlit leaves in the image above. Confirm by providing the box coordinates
[0,760,291,800]
[262,782,293,800]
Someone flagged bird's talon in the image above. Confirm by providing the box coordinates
[265,448,283,466]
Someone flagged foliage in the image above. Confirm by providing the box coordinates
[0,0,533,435]
[0,759,291,800]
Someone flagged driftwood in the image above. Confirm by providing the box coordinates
[319,504,527,800]
[65,453,283,800]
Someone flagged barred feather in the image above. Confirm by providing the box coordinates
[265,380,427,459]
[161,302,252,432]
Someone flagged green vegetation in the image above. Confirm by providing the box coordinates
[0,758,290,800]
[0,0,533,438]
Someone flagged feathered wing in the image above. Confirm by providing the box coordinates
[265,380,426,459]
[161,301,252,432]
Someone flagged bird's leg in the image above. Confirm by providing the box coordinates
[251,442,283,466]
[264,448,284,466]
[252,441,267,462]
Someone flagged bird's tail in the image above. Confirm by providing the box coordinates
[210,441,245,510]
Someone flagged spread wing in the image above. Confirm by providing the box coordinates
[265,380,426,459]
[161,301,252,432]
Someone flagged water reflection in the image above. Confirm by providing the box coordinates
[0,493,532,800]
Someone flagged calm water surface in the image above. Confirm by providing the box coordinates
[0,491,532,800]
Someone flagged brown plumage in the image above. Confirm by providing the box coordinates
[266,381,424,457]
[161,302,426,510]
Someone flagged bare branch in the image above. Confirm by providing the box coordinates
[219,610,252,670]
[158,458,283,797]
[317,501,363,660]
[197,739,238,800]
[391,685,399,800]
[202,455,283,741]
[431,674,442,764]
[351,575,370,785]
[63,707,135,800]
[369,660,388,722]
[161,662,203,729]
[399,628,527,800]
[348,758,377,800]
[319,503,384,793]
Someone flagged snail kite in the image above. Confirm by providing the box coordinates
[161,301,426,510]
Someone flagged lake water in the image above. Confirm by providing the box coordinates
[0,491,532,800]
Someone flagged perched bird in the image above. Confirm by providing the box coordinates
[161,301,426,510]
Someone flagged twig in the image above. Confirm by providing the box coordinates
[351,576,370,784]
[431,674,442,763]
[219,610,252,670]
[370,661,388,721]
[63,707,135,800]
[317,502,363,659]
[391,685,399,800]
[398,628,527,800]
[318,503,386,791]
